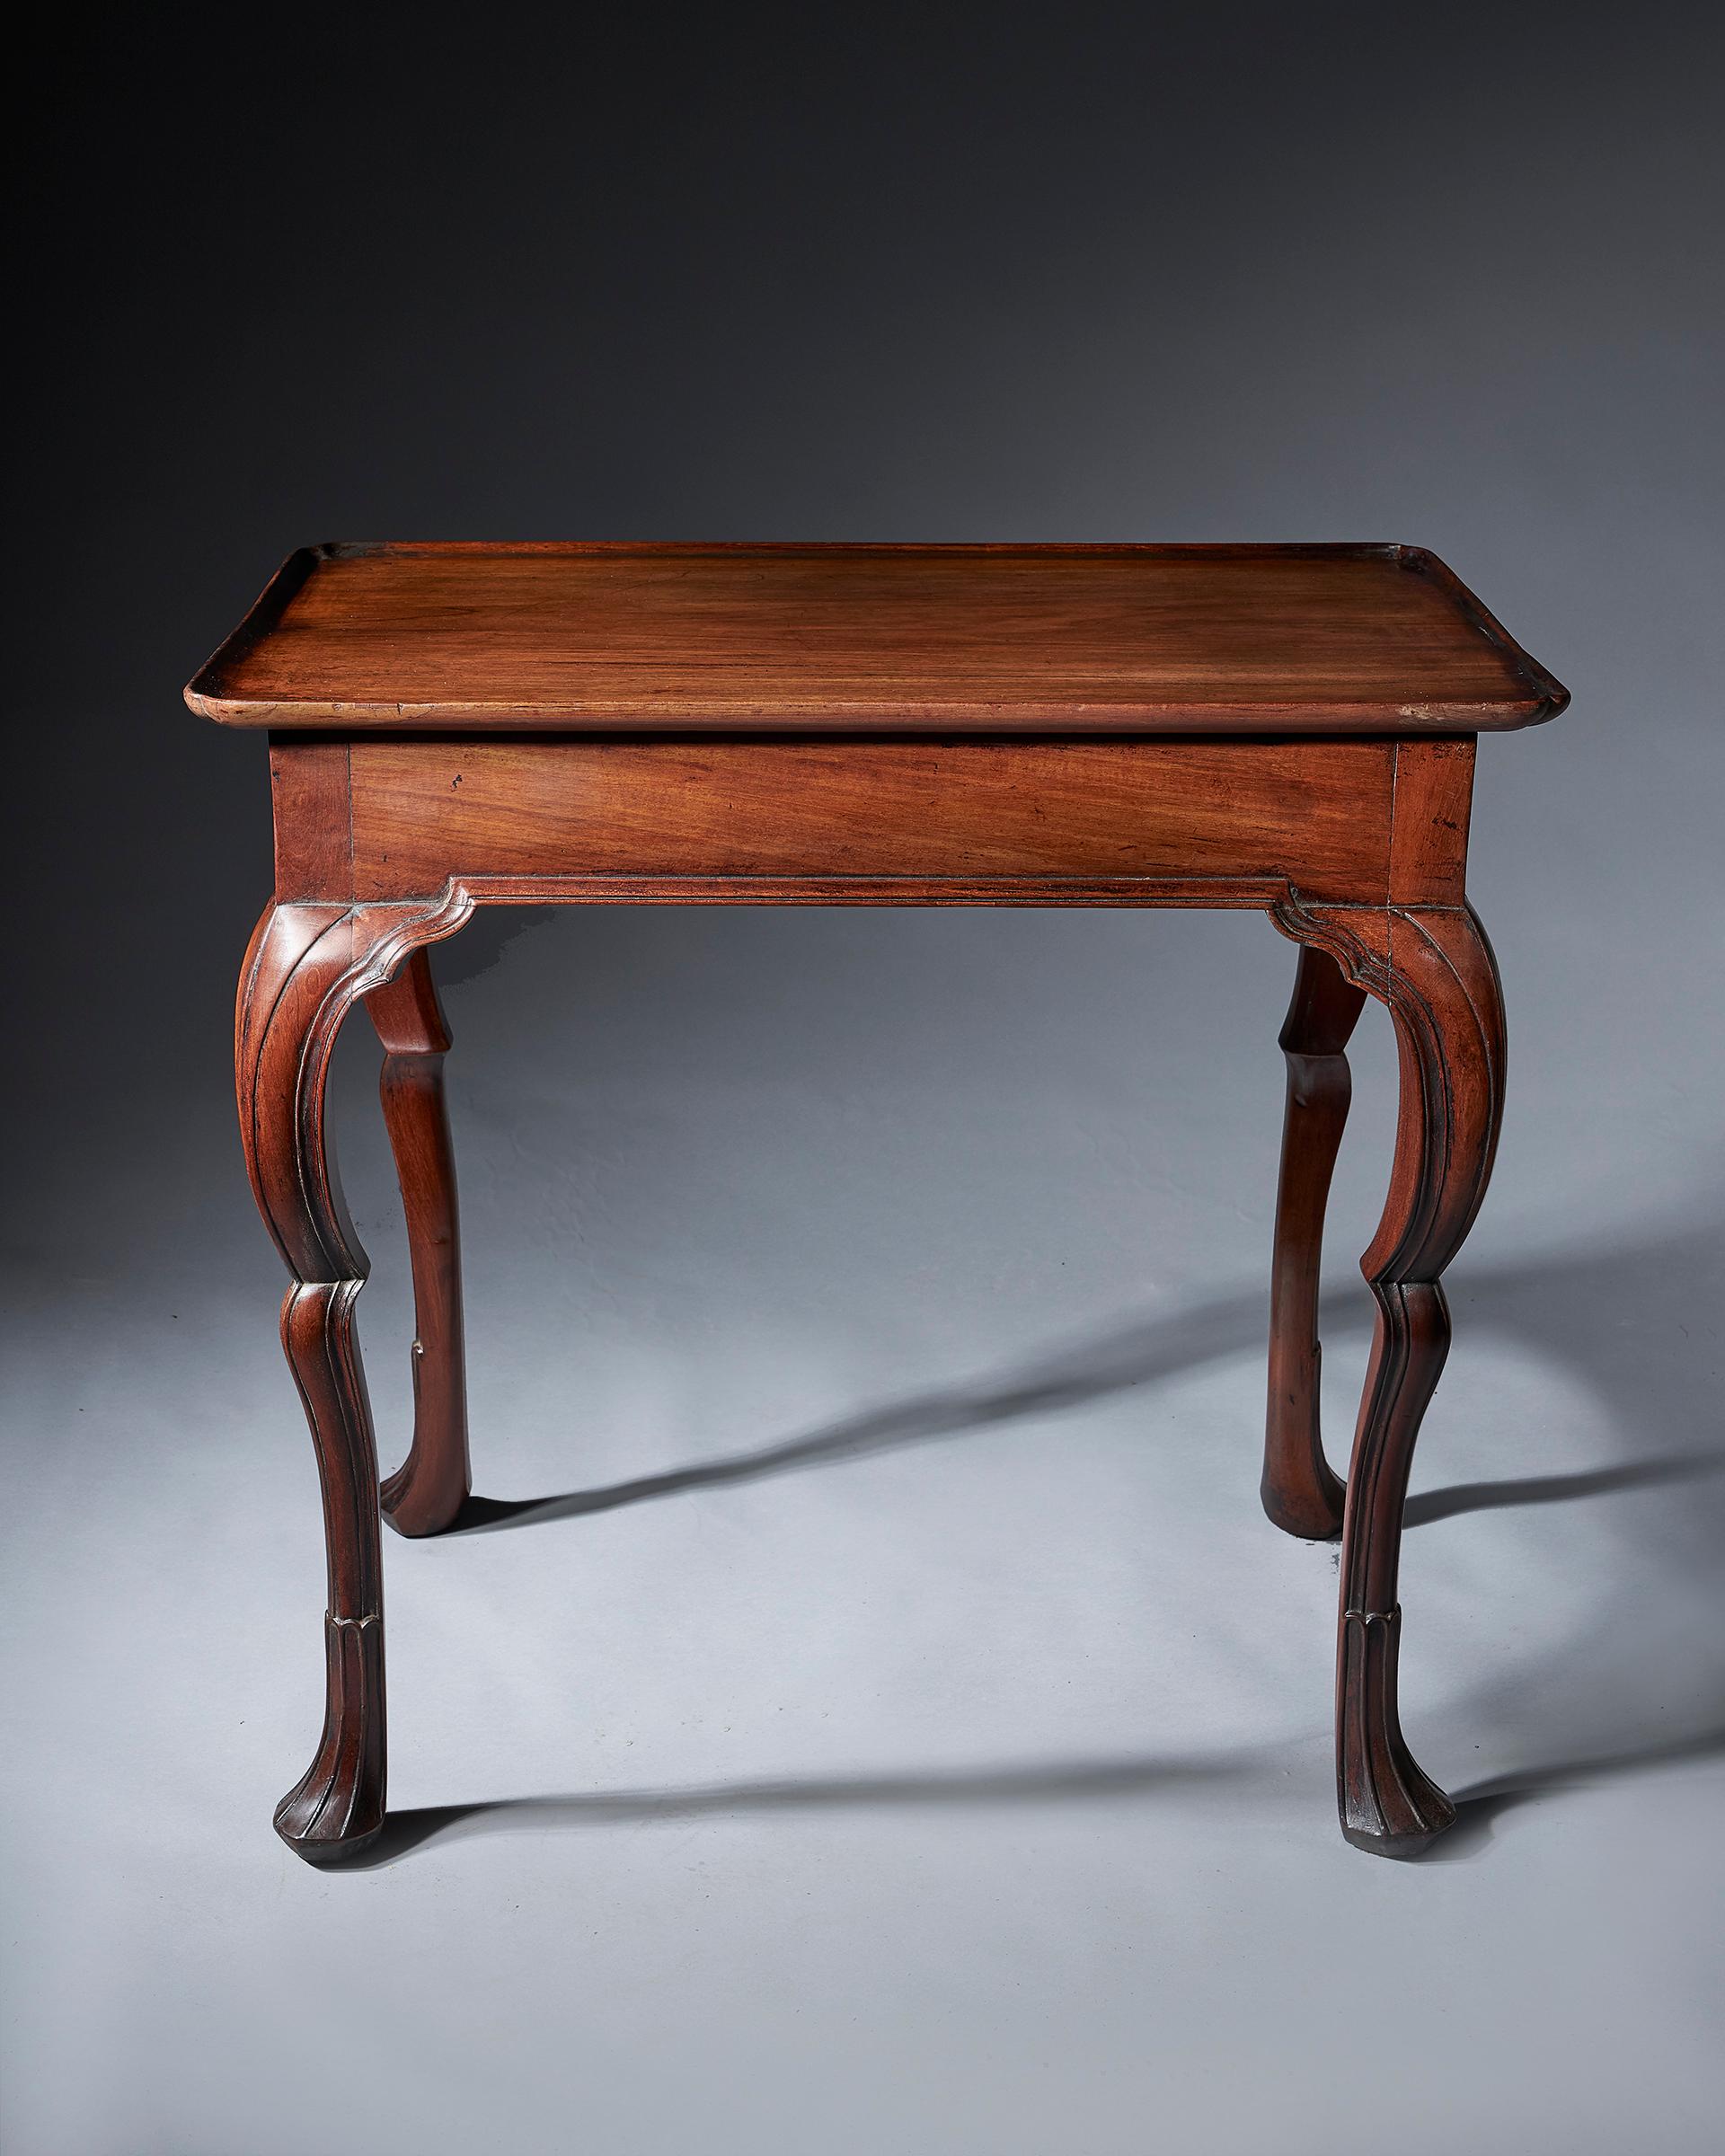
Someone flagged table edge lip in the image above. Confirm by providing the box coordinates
[183,539,1571,732]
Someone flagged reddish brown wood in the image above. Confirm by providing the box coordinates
[1389,737,1476,906]
[1263,945,1367,1540]
[348,737,1397,905]
[189,542,1567,735]
[201,540,1564,1864]
[1273,900,1507,1855]
[366,950,471,1538]
[269,738,352,901]
[234,895,471,1861]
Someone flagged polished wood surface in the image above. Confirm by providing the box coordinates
[366,951,471,1539]
[201,539,1565,1866]
[234,902,397,1861]
[1263,944,1367,1541]
[1271,900,1507,1855]
[266,734,1476,912]
[188,542,1566,734]
[347,737,1399,903]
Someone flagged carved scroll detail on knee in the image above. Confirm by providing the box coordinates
[1270,903,1505,1285]
[236,896,475,1287]
[1272,902,1505,1856]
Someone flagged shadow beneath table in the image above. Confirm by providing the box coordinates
[351,1743,1275,1867]
[1402,1453,1725,1528]
[448,1215,1724,1538]
[1429,1723,1725,1860]
[355,1711,1725,1869]
[451,1295,1255,1533]
[383,1207,1723,1867]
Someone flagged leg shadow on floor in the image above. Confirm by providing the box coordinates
[380,1208,1723,1866]
[448,1215,1723,1536]
[353,1744,1282,1867]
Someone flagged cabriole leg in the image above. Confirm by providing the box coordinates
[236,897,468,1862]
[1273,902,1505,1857]
[367,950,471,1538]
[1264,943,1367,1538]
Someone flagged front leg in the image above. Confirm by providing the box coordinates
[1274,902,1505,1857]
[236,897,469,1862]
[367,950,471,1538]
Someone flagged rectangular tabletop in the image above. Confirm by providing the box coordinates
[186,542,1566,735]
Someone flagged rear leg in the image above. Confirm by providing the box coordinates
[1262,942,1366,1540]
[368,949,472,1538]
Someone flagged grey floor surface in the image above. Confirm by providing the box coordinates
[4,891,1721,2155]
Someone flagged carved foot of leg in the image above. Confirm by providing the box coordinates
[1338,1603,1456,1857]
[270,1273,389,1865]
[1333,1263,1470,1852]
[1336,1283,1461,1859]
[274,1613,387,1863]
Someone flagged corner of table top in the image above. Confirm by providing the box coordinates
[1388,543,1570,723]
[185,543,385,723]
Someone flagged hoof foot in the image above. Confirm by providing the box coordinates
[1340,1806,1454,1860]
[274,1753,385,1864]
[274,1612,386,1863]
[275,1799,385,1866]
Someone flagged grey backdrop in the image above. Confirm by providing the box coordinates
[5,7,1722,2153]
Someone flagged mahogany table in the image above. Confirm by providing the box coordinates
[189,542,1567,1864]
